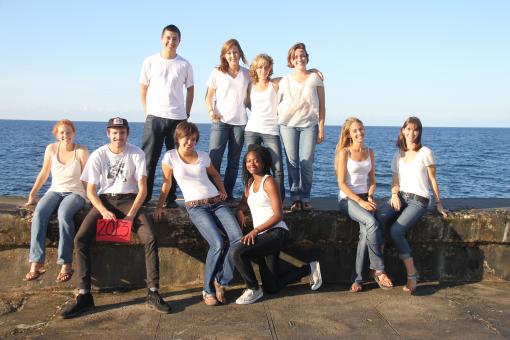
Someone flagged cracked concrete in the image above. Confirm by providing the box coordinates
[0,281,509,339]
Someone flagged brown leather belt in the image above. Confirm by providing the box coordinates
[184,195,222,207]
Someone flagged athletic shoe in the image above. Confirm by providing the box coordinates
[146,290,171,313]
[309,261,323,290]
[235,287,263,305]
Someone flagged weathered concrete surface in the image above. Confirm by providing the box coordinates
[1,197,509,291]
[0,281,509,339]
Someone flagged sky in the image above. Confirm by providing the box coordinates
[1,1,509,127]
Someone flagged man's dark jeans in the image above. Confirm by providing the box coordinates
[142,115,185,204]
[74,196,160,290]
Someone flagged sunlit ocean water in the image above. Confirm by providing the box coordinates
[1,119,508,199]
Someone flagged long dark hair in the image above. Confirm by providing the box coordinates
[242,144,273,188]
[396,116,423,152]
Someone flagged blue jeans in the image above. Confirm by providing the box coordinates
[29,191,85,264]
[339,197,384,283]
[244,131,285,200]
[186,201,243,294]
[279,124,318,202]
[376,195,428,260]
[141,115,185,203]
[209,121,245,198]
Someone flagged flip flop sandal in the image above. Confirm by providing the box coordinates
[350,282,363,293]
[290,201,302,212]
[56,270,74,283]
[373,271,393,290]
[23,269,46,281]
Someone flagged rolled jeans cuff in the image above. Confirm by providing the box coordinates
[399,253,412,260]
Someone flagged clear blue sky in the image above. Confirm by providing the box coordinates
[1,1,509,127]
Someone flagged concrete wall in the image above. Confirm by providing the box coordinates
[0,197,508,290]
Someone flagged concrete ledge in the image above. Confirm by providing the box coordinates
[1,197,509,290]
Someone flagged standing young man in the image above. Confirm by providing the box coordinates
[140,24,194,207]
[61,117,170,319]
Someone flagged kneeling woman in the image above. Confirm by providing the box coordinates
[376,117,447,293]
[230,144,322,305]
[154,122,243,306]
[335,117,392,292]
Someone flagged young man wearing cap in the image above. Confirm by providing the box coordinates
[61,117,170,319]
[140,24,194,208]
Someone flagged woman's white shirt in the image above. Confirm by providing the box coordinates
[247,175,288,233]
[339,152,372,200]
[392,146,436,198]
[277,73,324,128]
[245,83,279,136]
[162,150,219,202]
[206,67,250,125]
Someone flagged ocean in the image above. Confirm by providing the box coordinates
[1,119,509,199]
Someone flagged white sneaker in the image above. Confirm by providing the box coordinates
[235,287,263,305]
[309,261,322,291]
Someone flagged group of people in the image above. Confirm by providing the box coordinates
[23,23,447,319]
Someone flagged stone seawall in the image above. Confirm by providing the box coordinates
[0,197,508,290]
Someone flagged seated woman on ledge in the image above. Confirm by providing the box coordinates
[335,117,393,292]
[230,144,322,305]
[154,121,243,306]
[376,116,447,294]
[24,119,89,282]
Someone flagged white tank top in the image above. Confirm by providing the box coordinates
[247,175,288,233]
[48,143,86,199]
[339,151,371,200]
[245,83,279,136]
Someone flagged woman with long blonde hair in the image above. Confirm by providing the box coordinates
[335,117,392,292]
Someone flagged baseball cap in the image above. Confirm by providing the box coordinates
[107,117,129,129]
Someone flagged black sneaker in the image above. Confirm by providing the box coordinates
[146,290,171,313]
[60,293,95,319]
[163,200,179,209]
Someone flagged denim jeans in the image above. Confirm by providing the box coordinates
[339,197,384,283]
[279,124,318,202]
[75,196,160,290]
[29,191,85,265]
[229,227,310,293]
[244,131,285,200]
[186,201,243,294]
[209,121,245,198]
[376,194,428,260]
[141,115,185,203]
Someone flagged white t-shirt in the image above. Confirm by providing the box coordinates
[245,83,279,136]
[206,67,250,125]
[161,149,219,202]
[392,146,436,198]
[139,53,194,120]
[81,143,147,195]
[277,73,324,128]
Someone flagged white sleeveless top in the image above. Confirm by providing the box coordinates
[245,83,279,136]
[247,175,288,233]
[339,151,371,200]
[48,143,86,199]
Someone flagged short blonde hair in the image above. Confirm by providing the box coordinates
[52,119,76,137]
[248,54,274,83]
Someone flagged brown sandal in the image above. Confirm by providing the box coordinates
[23,269,46,281]
[56,270,74,283]
[373,271,393,290]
